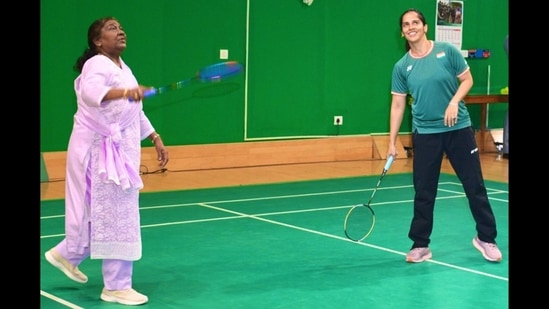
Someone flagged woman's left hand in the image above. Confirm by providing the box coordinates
[445,104,458,127]
[153,138,169,167]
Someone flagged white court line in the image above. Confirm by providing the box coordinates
[40,182,508,307]
[40,195,508,308]
[40,182,507,218]
[196,201,509,282]
[40,290,83,309]
[138,182,506,209]
[40,182,508,231]
[40,184,415,217]
[37,192,461,239]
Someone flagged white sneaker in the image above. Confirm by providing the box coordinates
[44,249,88,283]
[101,288,149,306]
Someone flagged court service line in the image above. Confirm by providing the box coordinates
[41,190,507,239]
[197,202,508,282]
[137,183,506,211]
[41,199,412,238]
[136,196,440,229]
[41,183,507,239]
[145,184,416,209]
[40,182,507,219]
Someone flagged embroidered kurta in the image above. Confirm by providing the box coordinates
[65,54,154,260]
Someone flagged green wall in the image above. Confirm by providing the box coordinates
[40,0,508,151]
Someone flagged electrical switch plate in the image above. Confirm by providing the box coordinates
[220,49,229,60]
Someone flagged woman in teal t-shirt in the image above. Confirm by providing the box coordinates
[387,8,502,264]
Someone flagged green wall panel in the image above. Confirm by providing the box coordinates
[40,0,508,151]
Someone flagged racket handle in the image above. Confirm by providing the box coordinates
[128,88,157,102]
[143,88,157,98]
[384,155,394,171]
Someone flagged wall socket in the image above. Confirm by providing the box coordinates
[334,116,343,125]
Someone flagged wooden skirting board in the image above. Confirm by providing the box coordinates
[371,135,407,160]
[140,135,390,172]
[41,132,496,181]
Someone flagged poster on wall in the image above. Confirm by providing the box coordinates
[435,0,463,50]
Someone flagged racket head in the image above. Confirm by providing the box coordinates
[137,61,243,100]
[197,61,243,82]
[343,204,376,241]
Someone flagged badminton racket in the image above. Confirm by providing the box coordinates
[130,61,242,101]
[343,155,394,242]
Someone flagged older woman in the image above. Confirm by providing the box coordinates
[44,16,169,306]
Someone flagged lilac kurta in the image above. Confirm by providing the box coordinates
[65,55,154,261]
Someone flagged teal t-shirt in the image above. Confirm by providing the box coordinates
[391,41,472,134]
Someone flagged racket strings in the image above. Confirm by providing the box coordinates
[344,204,375,242]
[199,62,242,81]
[343,156,393,242]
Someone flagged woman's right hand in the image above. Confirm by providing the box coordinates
[387,144,398,159]
[127,87,144,101]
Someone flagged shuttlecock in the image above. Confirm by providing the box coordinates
[303,0,313,6]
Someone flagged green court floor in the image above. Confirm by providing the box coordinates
[40,173,509,308]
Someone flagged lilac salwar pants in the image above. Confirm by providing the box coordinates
[53,239,133,290]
